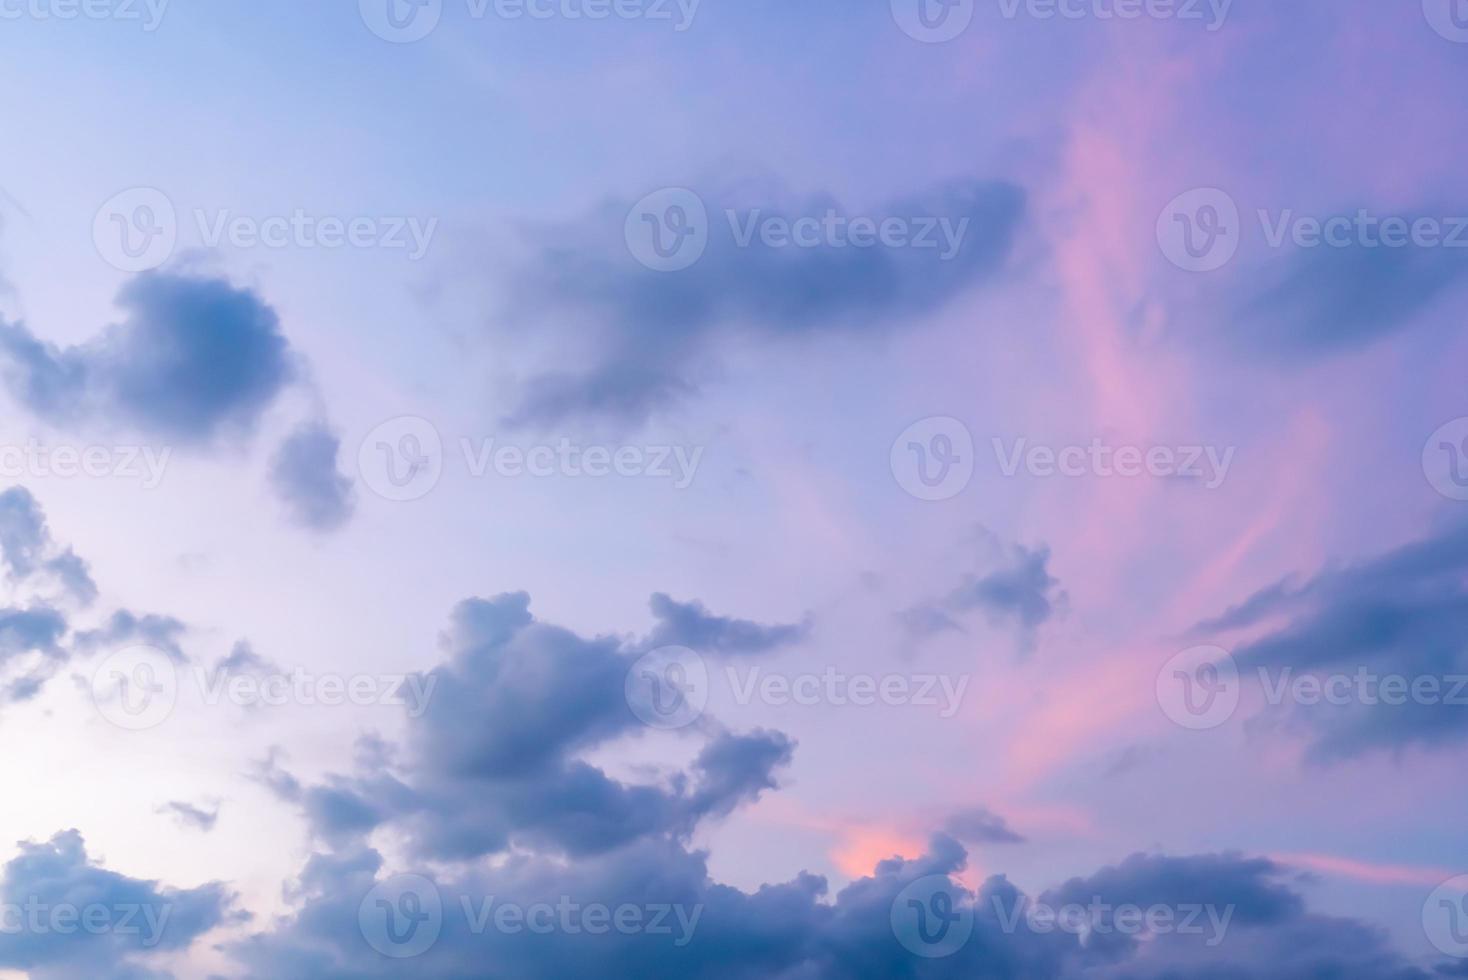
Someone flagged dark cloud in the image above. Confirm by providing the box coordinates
[0,829,239,979]
[944,807,1025,845]
[499,178,1025,427]
[268,422,356,532]
[642,593,810,656]
[223,592,1430,979]
[1231,227,1468,360]
[256,591,796,861]
[901,540,1065,653]
[1193,522,1468,760]
[0,272,295,444]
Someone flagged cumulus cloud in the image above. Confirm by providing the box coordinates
[158,801,220,833]
[0,272,295,444]
[0,829,239,979]
[497,178,1025,427]
[255,591,796,861]
[268,422,356,532]
[1193,521,1468,759]
[75,610,188,663]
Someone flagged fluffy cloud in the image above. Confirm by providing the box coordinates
[224,592,1439,979]
[0,829,239,980]
[268,422,356,532]
[0,272,295,444]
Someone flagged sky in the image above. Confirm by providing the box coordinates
[0,0,1466,977]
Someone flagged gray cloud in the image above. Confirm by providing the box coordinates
[268,422,356,532]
